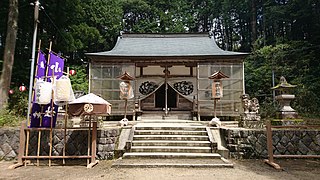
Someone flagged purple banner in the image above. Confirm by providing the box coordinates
[30,103,41,127]
[47,52,64,81]
[35,51,46,79]
[41,102,59,128]
[29,102,58,128]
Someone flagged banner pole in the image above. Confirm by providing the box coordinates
[63,67,70,165]
[26,39,42,166]
[27,0,40,126]
[49,71,54,167]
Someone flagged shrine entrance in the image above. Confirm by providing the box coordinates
[155,84,177,109]
[139,65,194,115]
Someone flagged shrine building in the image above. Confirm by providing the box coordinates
[86,33,248,119]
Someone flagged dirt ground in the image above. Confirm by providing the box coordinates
[1,159,320,180]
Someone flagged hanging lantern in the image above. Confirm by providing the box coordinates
[118,72,135,100]
[69,69,76,76]
[208,71,229,99]
[8,89,14,95]
[117,71,135,121]
[19,85,27,92]
[208,70,229,120]
[55,75,73,102]
[35,79,52,105]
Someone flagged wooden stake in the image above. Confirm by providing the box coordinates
[27,40,42,166]
[49,71,54,167]
[24,130,29,167]
[28,39,43,166]
[87,115,91,166]
[214,99,217,118]
[36,107,43,166]
[63,67,70,165]
[124,99,128,119]
[264,121,281,170]
[87,121,98,168]
[47,41,53,167]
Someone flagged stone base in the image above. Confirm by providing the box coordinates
[271,119,304,126]
[239,120,264,129]
[276,111,298,119]
[241,113,261,121]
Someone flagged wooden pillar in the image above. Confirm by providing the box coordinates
[264,120,281,170]
[164,65,168,116]
[197,64,200,121]
[87,121,98,168]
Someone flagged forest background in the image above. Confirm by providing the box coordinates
[1,0,319,125]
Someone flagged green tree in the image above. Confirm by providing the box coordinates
[246,41,320,116]
[69,65,89,93]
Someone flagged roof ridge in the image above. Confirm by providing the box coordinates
[122,33,210,38]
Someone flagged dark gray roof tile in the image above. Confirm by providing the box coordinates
[86,33,248,57]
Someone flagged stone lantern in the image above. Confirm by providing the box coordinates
[208,71,229,126]
[271,76,298,119]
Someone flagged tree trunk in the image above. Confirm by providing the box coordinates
[0,0,19,110]
[251,0,257,44]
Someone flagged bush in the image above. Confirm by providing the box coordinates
[0,87,27,127]
[0,109,23,127]
[259,97,278,119]
[7,87,28,116]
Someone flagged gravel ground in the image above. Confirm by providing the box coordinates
[1,159,320,180]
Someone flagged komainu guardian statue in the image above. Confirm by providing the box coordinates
[241,94,261,122]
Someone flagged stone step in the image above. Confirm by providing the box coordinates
[132,140,211,147]
[140,112,192,120]
[138,119,200,124]
[135,126,206,131]
[134,130,208,136]
[122,152,221,159]
[131,146,212,153]
[133,135,209,141]
[112,158,234,168]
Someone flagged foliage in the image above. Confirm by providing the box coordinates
[69,65,89,93]
[61,0,123,53]
[0,108,24,127]
[1,0,320,118]
[245,41,320,117]
[7,86,28,116]
[259,97,278,119]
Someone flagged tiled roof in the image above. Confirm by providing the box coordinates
[86,33,248,57]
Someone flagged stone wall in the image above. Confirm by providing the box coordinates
[221,128,320,159]
[0,128,20,160]
[0,127,120,161]
[2,126,320,160]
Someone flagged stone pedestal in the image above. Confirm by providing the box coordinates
[242,112,261,121]
[240,112,262,128]
[275,94,298,119]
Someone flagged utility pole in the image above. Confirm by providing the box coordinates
[27,0,40,125]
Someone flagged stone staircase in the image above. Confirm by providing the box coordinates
[113,119,233,168]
